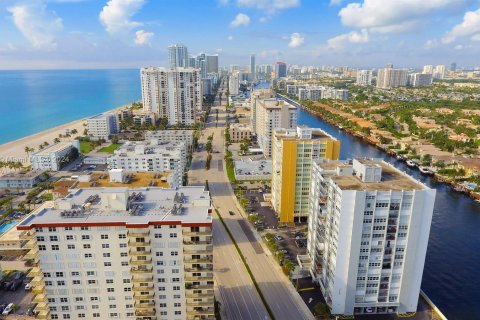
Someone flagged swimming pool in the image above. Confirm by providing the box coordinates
[0,220,18,234]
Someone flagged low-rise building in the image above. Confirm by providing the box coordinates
[30,141,80,172]
[17,186,214,320]
[145,130,195,151]
[0,170,45,189]
[229,124,253,142]
[234,159,272,181]
[107,140,186,187]
[87,113,119,140]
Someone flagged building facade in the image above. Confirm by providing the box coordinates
[31,141,79,172]
[168,44,189,68]
[141,67,202,126]
[228,124,253,142]
[249,54,256,80]
[228,72,240,96]
[305,159,435,316]
[18,186,214,320]
[249,89,274,134]
[275,62,287,79]
[145,130,195,151]
[107,140,186,187]
[356,70,373,86]
[271,127,340,223]
[87,113,119,140]
[0,170,45,189]
[376,66,408,89]
[255,98,297,157]
[410,73,433,87]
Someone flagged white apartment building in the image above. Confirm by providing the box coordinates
[87,113,119,140]
[356,70,373,86]
[0,170,45,189]
[297,87,349,101]
[229,72,240,96]
[409,73,433,87]
[141,67,202,126]
[376,67,408,89]
[250,89,275,134]
[168,43,189,68]
[286,84,307,95]
[255,98,297,157]
[145,130,195,151]
[298,87,322,101]
[18,186,214,320]
[31,141,80,172]
[305,159,435,316]
[433,65,446,79]
[107,140,186,187]
[422,65,433,74]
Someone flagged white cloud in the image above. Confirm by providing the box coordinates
[134,30,153,45]
[259,49,281,59]
[424,39,439,49]
[339,0,462,34]
[230,13,250,27]
[441,8,480,44]
[327,29,369,50]
[99,0,145,34]
[288,32,304,48]
[236,0,299,16]
[7,2,63,49]
[227,35,234,40]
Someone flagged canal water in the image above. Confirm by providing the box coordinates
[297,107,480,320]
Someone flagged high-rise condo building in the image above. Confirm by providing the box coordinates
[422,65,433,74]
[410,73,433,87]
[255,97,297,157]
[250,89,275,134]
[271,126,340,223]
[249,54,256,80]
[376,65,408,88]
[87,113,119,141]
[305,159,435,316]
[168,44,189,68]
[18,186,214,320]
[141,67,202,126]
[228,71,240,96]
[206,54,219,74]
[450,62,457,71]
[356,70,373,86]
[433,65,446,79]
[275,62,287,79]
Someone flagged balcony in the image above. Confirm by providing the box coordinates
[130,248,152,255]
[186,284,214,290]
[184,247,213,255]
[28,267,41,278]
[135,309,156,317]
[183,240,212,246]
[128,230,150,237]
[186,301,214,307]
[135,302,155,308]
[30,276,44,286]
[35,302,48,311]
[36,310,50,320]
[20,230,34,240]
[133,285,154,292]
[131,266,153,274]
[183,231,211,236]
[132,275,154,283]
[33,294,47,303]
[23,240,37,249]
[129,239,151,246]
[134,293,155,299]
[184,258,213,264]
[32,285,45,294]
[24,248,39,260]
[186,292,213,298]
[185,266,213,272]
[130,257,152,265]
[185,274,214,281]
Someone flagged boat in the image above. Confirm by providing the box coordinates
[419,166,432,174]
[406,160,417,167]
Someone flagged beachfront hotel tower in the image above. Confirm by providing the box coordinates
[18,186,214,320]
[141,67,202,126]
[271,126,340,223]
[303,158,435,316]
[168,44,189,68]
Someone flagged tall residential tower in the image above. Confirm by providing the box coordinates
[168,44,189,68]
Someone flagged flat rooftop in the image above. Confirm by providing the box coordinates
[18,186,212,228]
[0,169,45,181]
[316,159,426,191]
[235,159,272,177]
[32,142,73,156]
[259,98,297,110]
[274,126,337,141]
[75,172,170,188]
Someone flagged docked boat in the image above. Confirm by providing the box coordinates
[419,166,432,175]
[406,160,417,167]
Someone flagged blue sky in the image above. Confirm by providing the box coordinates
[1,0,480,69]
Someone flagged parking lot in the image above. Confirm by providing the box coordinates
[0,270,34,318]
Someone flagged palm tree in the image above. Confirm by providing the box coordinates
[54,138,60,143]
[71,129,78,135]
[39,144,44,150]
[43,141,49,147]
[24,146,34,158]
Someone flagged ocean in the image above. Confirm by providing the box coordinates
[0,69,141,144]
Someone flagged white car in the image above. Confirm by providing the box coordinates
[25,283,32,290]
[2,303,14,315]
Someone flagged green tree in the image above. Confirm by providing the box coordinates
[313,302,330,320]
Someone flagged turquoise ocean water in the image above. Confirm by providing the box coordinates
[0,69,141,145]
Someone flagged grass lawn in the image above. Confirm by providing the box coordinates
[42,193,53,201]
[226,162,236,184]
[98,143,121,154]
[80,141,94,154]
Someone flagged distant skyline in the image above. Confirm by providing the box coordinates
[1,0,480,69]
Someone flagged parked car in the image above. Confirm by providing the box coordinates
[26,303,38,316]
[25,283,32,291]
[0,305,5,314]
[14,272,23,280]
[10,280,22,291]
[274,235,283,241]
[2,303,14,315]
[276,249,288,254]
[229,211,235,216]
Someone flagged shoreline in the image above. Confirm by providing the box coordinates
[0,104,130,165]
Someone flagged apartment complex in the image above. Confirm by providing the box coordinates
[249,54,256,80]
[107,140,186,187]
[168,43,189,68]
[0,169,45,189]
[409,73,433,87]
[249,89,275,134]
[141,67,202,126]
[271,126,340,223]
[255,98,297,157]
[18,186,214,320]
[305,159,435,316]
[228,71,240,96]
[87,113,119,140]
[356,70,373,86]
[376,66,408,89]
[228,124,252,142]
[145,130,195,152]
[275,62,287,79]
[31,141,80,172]
[298,87,349,101]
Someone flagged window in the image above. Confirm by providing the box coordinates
[173,286,180,291]
[156,252,163,257]
[83,244,91,249]
[174,302,181,307]
[51,315,58,319]
[37,236,45,241]
[48,227,57,232]
[45,281,53,286]
[169,225,177,229]
[81,235,90,240]
[65,227,73,230]
[60,298,68,303]
[107,288,115,292]
[71,272,80,276]
[119,243,127,248]
[52,245,59,251]
[57,281,66,286]
[73,280,81,285]
[78,314,85,318]
[48,298,56,303]
[172,278,180,282]
[93,313,100,318]
[170,233,177,238]
[102,244,110,249]
[106,279,114,284]
[75,297,84,302]
[61,306,69,311]
[158,278,166,283]
[44,272,52,278]
[80,227,89,230]
[123,279,130,284]
[171,251,178,256]
[120,252,127,257]
[39,245,46,251]
[84,253,92,258]
[108,305,116,309]
[50,236,59,241]
[118,234,126,239]
[86,271,95,276]
[90,297,99,301]
[67,244,75,250]
[101,234,109,239]
[121,261,129,266]
[104,262,112,267]
[56,272,64,277]
[158,286,165,291]
[88,280,97,285]
[103,253,111,258]
[155,233,162,238]
[159,303,167,307]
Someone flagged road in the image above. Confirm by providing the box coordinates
[189,80,313,320]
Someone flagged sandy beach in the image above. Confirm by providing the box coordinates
[0,105,129,166]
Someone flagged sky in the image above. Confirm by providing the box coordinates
[0,0,480,69]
